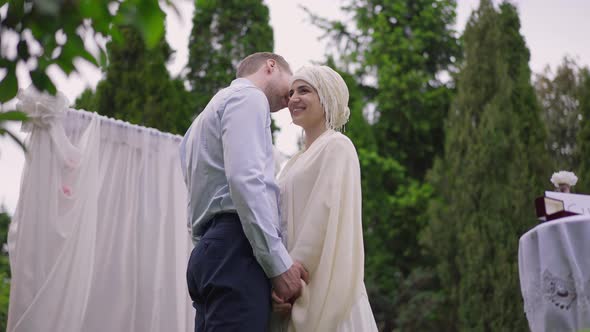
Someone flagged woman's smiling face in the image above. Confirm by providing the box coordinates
[288,80,325,130]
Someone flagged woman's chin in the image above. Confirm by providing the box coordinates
[291,118,303,127]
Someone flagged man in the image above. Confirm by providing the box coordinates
[180,52,308,331]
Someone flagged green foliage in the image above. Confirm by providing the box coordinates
[364,0,460,179]
[75,27,193,135]
[0,111,28,151]
[0,273,8,332]
[314,1,460,329]
[333,59,413,330]
[187,0,274,117]
[1,0,170,151]
[311,0,460,179]
[0,0,167,102]
[0,210,12,331]
[425,1,549,330]
[74,89,98,114]
[535,57,587,171]
[575,69,590,192]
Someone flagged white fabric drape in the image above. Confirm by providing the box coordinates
[7,88,194,332]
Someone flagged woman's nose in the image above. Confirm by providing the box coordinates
[287,98,296,109]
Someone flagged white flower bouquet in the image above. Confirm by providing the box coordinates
[550,171,578,188]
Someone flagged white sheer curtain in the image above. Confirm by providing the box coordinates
[7,88,194,332]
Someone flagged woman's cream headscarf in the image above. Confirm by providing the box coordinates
[290,65,350,131]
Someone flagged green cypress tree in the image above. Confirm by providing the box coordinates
[75,27,193,135]
[425,1,549,330]
[187,0,274,117]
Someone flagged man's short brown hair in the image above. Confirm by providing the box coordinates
[236,52,291,78]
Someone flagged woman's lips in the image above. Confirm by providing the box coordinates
[290,107,305,116]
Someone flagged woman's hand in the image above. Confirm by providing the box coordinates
[272,291,292,317]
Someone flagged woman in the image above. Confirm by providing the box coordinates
[271,65,377,331]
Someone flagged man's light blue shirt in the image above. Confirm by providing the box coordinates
[179,78,292,278]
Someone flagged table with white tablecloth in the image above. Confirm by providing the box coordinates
[519,215,590,332]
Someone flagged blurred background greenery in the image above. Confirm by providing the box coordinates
[2,0,589,330]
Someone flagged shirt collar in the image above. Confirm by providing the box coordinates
[231,77,256,88]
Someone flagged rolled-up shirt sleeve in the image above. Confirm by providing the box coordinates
[220,87,293,277]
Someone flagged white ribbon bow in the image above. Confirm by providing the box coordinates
[16,86,70,132]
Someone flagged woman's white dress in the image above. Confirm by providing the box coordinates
[271,130,378,331]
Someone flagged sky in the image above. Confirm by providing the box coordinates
[1,0,590,214]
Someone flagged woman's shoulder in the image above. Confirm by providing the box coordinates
[325,131,355,150]
[322,131,358,159]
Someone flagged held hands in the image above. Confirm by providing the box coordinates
[271,260,309,315]
[272,291,292,317]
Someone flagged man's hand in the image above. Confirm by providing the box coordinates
[271,261,309,302]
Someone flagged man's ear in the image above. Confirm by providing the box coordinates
[267,59,277,73]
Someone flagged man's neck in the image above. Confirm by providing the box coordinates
[243,74,266,92]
